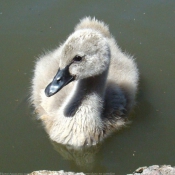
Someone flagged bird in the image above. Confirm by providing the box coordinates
[31,17,139,147]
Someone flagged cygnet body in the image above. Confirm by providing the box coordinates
[31,17,139,147]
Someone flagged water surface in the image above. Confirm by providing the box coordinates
[0,1,175,174]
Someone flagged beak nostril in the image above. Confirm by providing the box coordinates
[56,77,61,81]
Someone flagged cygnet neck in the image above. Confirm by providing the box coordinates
[63,69,109,117]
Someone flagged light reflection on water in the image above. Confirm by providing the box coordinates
[0,1,175,174]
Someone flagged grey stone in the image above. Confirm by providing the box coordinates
[131,165,175,175]
[26,165,175,175]
[28,170,85,175]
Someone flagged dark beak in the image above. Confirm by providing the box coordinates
[45,65,75,97]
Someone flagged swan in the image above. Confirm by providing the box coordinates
[31,17,139,147]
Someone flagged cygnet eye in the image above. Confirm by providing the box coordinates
[73,55,83,62]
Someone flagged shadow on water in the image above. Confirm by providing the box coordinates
[134,76,155,121]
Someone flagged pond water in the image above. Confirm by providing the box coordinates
[0,1,175,174]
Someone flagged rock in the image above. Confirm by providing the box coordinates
[28,170,85,175]
[26,165,175,175]
[128,165,175,175]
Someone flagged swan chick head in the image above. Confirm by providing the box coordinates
[45,29,110,97]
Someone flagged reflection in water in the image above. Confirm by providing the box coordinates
[51,141,101,171]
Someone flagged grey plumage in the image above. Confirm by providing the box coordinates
[31,17,139,147]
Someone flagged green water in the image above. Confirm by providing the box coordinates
[0,1,175,174]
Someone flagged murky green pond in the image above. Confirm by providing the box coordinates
[0,1,175,174]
